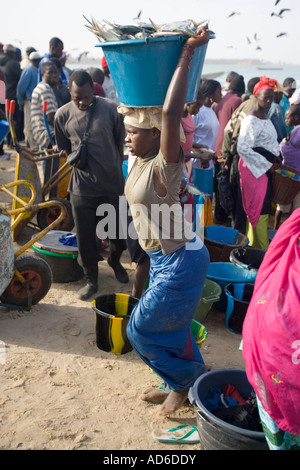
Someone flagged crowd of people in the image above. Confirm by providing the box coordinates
[1,30,300,449]
[0,38,128,299]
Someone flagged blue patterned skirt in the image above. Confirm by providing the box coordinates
[127,236,210,392]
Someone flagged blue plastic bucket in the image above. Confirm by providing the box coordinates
[0,120,9,144]
[204,226,249,262]
[98,36,208,107]
[206,262,257,310]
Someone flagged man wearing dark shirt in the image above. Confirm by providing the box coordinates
[55,70,128,300]
[0,44,22,142]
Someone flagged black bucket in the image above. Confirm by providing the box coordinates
[92,293,139,355]
[204,226,248,262]
[230,247,266,272]
[189,369,268,450]
[225,283,254,334]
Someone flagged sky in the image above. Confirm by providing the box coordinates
[2,0,299,65]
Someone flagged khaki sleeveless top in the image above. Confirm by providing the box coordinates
[125,149,194,254]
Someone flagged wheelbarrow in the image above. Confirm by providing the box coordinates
[5,99,73,241]
[0,179,67,309]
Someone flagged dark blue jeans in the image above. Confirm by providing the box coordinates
[70,193,126,282]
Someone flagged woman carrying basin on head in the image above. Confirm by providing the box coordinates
[118,26,210,415]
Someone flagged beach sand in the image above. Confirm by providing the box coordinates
[0,148,245,451]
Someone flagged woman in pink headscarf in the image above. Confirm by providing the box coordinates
[243,208,300,450]
[237,77,281,250]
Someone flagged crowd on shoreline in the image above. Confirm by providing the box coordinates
[1,33,300,298]
[1,37,299,233]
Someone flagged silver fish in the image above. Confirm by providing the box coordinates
[185,183,203,196]
[83,16,122,42]
[84,15,211,43]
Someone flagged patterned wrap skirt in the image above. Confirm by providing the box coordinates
[127,235,210,392]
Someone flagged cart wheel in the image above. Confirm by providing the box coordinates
[0,256,53,307]
[37,198,74,231]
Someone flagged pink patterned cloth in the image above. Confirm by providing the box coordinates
[242,208,300,434]
[238,157,268,228]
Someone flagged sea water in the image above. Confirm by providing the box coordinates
[201,62,300,88]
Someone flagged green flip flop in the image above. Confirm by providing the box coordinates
[152,424,200,444]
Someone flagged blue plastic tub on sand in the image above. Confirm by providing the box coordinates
[204,226,249,262]
[0,120,9,144]
[98,35,209,107]
[206,262,257,310]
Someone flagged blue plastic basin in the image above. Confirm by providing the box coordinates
[204,226,249,262]
[205,226,247,245]
[206,262,256,310]
[98,35,209,107]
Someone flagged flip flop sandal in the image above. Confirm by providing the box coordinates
[152,424,200,444]
[157,382,168,391]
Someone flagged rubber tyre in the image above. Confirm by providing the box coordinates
[37,198,74,231]
[0,255,53,306]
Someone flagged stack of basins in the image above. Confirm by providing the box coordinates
[196,226,266,334]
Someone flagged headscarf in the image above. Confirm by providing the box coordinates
[253,76,279,95]
[101,55,107,69]
[118,106,162,130]
[118,105,186,142]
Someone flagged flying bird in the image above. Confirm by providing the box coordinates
[227,11,240,18]
[134,9,142,20]
[247,34,260,44]
[276,32,288,37]
[77,51,89,61]
[271,9,291,18]
[275,0,281,5]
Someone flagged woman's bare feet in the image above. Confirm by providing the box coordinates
[158,389,189,415]
[140,388,168,403]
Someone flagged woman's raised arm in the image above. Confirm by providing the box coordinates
[160,26,210,163]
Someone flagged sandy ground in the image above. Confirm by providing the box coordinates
[0,148,245,451]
